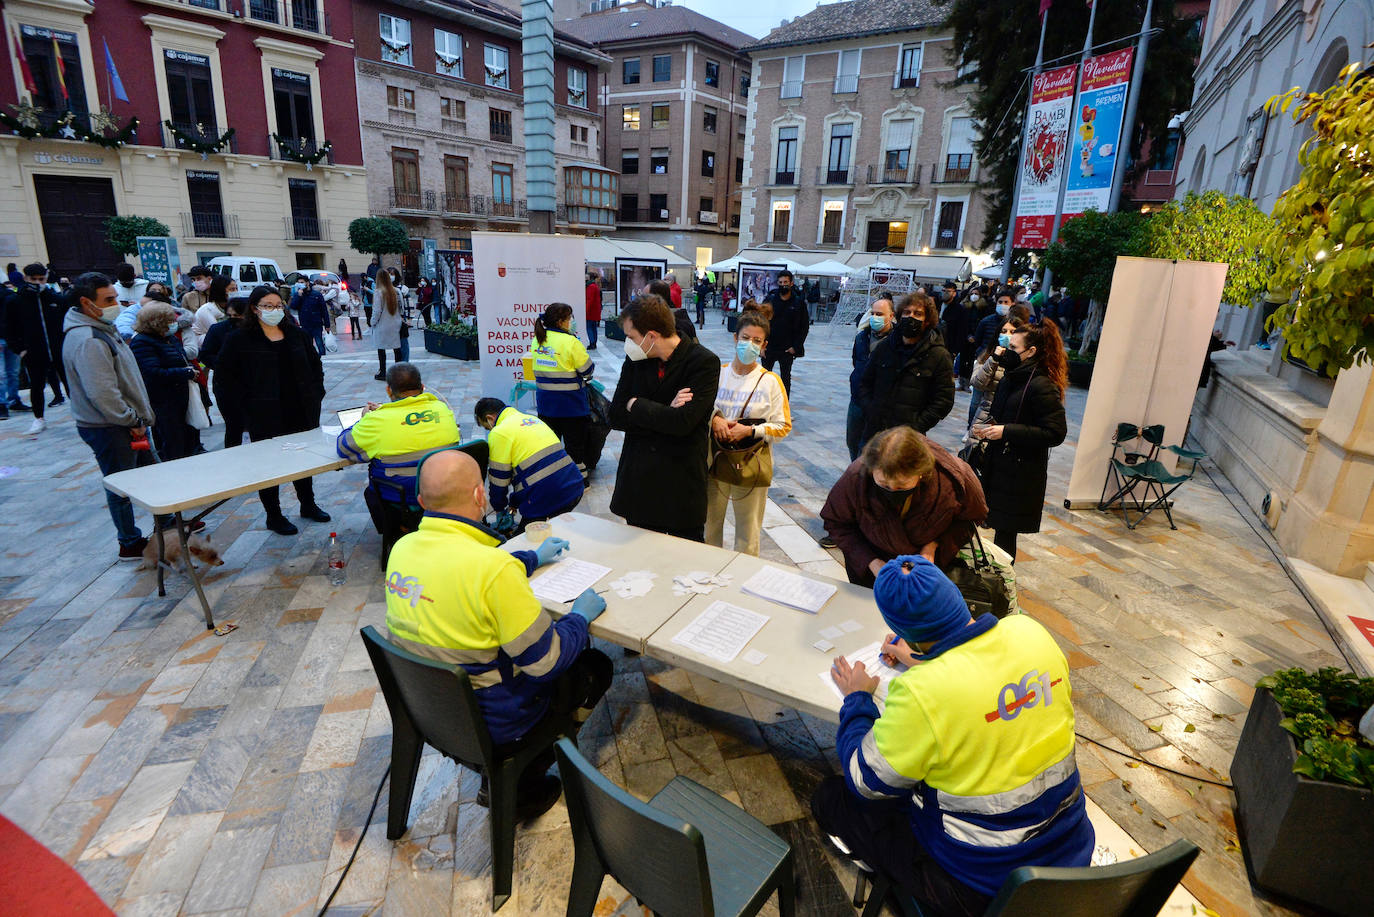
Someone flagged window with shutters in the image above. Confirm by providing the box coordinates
[775,126,797,184]
[492,162,514,216]
[165,50,216,135]
[621,150,639,174]
[444,155,469,211]
[834,50,860,94]
[567,67,587,107]
[484,44,510,89]
[391,148,420,209]
[827,123,853,183]
[440,97,466,133]
[945,117,975,181]
[896,44,921,88]
[735,157,744,183]
[935,200,964,248]
[781,56,804,98]
[272,68,313,142]
[489,108,513,143]
[435,29,462,76]
[379,15,412,66]
[821,202,844,245]
[288,178,321,240]
[20,28,88,123]
[387,85,415,126]
[771,201,791,242]
[884,119,914,181]
[186,170,226,238]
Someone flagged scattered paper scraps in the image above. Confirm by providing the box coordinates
[609,570,657,599]
[839,619,863,633]
[672,570,733,596]
[743,650,767,665]
[812,639,835,653]
[819,625,844,640]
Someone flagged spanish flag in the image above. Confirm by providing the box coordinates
[51,34,68,102]
[10,26,37,96]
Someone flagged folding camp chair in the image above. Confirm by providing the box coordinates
[1098,424,1206,530]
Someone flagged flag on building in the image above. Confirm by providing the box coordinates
[1040,0,1052,18]
[103,38,129,103]
[51,35,69,101]
[11,26,37,96]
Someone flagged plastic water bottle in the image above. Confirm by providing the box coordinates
[327,533,347,585]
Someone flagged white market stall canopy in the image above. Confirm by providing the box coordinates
[584,237,693,269]
[841,252,972,283]
[706,248,972,282]
[800,259,854,277]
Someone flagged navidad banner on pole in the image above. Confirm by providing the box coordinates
[1062,47,1135,223]
[1012,64,1078,249]
[470,231,586,399]
[136,236,182,287]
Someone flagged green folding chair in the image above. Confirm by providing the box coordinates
[554,738,795,917]
[1099,425,1206,530]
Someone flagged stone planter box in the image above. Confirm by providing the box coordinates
[604,317,626,342]
[1067,360,1094,388]
[1231,689,1374,916]
[423,328,477,360]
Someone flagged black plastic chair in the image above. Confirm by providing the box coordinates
[853,838,1199,917]
[377,439,490,565]
[554,738,795,917]
[360,625,577,912]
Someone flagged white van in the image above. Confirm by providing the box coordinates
[207,257,286,288]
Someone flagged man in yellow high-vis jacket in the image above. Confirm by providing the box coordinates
[385,449,612,817]
[814,555,1093,915]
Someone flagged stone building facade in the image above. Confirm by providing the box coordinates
[738,0,987,257]
[560,3,751,270]
[351,0,615,270]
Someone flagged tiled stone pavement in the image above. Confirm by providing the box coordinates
[0,312,1349,916]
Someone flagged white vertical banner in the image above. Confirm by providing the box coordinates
[1064,257,1228,507]
[471,231,587,399]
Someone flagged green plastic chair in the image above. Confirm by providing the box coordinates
[554,738,795,917]
[1098,425,1207,530]
[854,839,1198,917]
[360,626,578,912]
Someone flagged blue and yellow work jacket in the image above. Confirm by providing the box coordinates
[837,614,1094,896]
[384,513,588,744]
[526,328,594,417]
[486,407,583,518]
[336,393,461,508]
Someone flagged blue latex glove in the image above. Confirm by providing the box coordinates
[569,588,606,622]
[495,510,517,534]
[535,537,570,567]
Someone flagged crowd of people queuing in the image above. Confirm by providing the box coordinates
[3,255,1093,915]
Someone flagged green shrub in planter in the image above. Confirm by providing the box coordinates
[604,316,626,341]
[1232,666,1374,916]
[424,318,479,361]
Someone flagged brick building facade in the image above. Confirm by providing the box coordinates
[738,0,988,257]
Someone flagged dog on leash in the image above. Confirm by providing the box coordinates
[138,532,224,572]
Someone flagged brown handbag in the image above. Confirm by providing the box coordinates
[709,372,772,488]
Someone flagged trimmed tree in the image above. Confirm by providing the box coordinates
[347,217,410,259]
[104,215,171,258]
[1041,209,1149,349]
[1258,63,1374,376]
[1145,190,1275,306]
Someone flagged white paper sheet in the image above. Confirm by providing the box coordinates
[743,650,767,665]
[821,641,908,701]
[819,625,843,640]
[529,558,612,603]
[669,601,770,663]
[739,565,837,614]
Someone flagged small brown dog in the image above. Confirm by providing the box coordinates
[138,532,224,572]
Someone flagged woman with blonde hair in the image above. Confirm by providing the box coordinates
[370,267,408,380]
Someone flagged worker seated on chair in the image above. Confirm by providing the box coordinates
[385,449,612,817]
[474,397,584,534]
[814,555,1094,916]
[336,362,461,534]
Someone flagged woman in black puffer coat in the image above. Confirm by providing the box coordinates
[859,290,955,440]
[130,301,198,461]
[216,286,330,536]
[971,319,1068,561]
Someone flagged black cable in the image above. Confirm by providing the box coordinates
[1075,732,1232,789]
[318,765,391,916]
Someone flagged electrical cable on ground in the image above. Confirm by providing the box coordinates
[318,765,391,917]
[1075,732,1232,789]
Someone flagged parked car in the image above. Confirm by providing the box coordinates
[284,270,341,288]
[207,257,286,290]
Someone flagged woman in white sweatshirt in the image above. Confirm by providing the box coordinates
[706,310,793,555]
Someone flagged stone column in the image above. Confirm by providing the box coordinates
[1277,362,1374,576]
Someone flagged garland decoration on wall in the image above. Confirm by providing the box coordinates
[0,103,138,148]
[436,52,461,74]
[272,133,333,170]
[381,38,411,58]
[164,120,236,159]
[485,65,508,85]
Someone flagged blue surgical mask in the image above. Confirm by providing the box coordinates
[736,340,761,365]
[998,333,1011,348]
[869,314,886,333]
[996,303,1010,317]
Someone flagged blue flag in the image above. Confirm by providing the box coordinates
[103,38,128,103]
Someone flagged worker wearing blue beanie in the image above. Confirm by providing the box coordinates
[813,556,1093,914]
[873,555,973,649]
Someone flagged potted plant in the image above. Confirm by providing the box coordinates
[1066,348,1095,388]
[424,317,479,360]
[604,313,626,342]
[1231,666,1374,917]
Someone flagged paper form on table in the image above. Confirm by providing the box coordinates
[669,600,770,663]
[739,565,837,614]
[821,641,908,701]
[529,558,613,603]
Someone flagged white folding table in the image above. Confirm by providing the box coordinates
[102,428,352,629]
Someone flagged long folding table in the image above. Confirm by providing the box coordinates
[102,428,352,629]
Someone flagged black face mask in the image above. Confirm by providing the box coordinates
[875,483,917,510]
[897,316,922,338]
[997,349,1023,370]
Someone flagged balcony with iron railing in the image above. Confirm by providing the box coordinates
[488,199,527,220]
[442,192,475,214]
[163,121,237,154]
[817,165,851,185]
[833,74,858,94]
[141,0,330,36]
[389,188,437,212]
[269,135,334,165]
[773,170,797,185]
[181,211,240,239]
[938,154,975,183]
[866,163,922,185]
[284,215,330,241]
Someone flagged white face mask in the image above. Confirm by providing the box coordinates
[193,280,210,292]
[100,304,122,322]
[625,333,654,362]
[259,308,286,326]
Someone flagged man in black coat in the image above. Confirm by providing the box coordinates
[5,262,68,434]
[938,281,976,392]
[762,270,809,395]
[609,294,720,542]
[859,292,955,441]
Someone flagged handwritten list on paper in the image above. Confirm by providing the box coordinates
[740,565,837,614]
[529,558,612,604]
[820,641,909,701]
[669,601,770,663]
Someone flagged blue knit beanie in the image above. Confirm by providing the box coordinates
[873,555,971,645]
